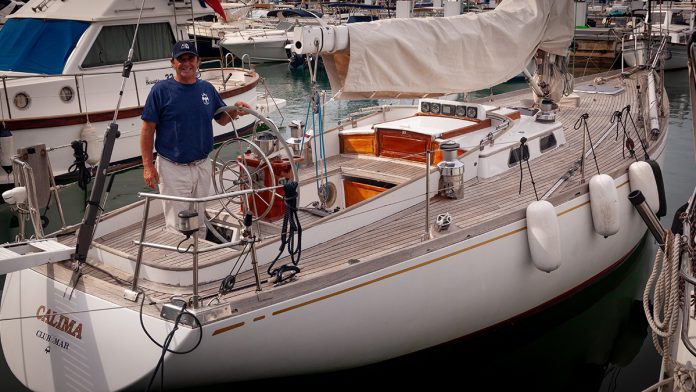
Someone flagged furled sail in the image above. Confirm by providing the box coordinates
[320,0,573,99]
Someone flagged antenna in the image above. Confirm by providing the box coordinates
[73,0,149,273]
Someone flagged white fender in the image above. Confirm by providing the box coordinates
[526,200,562,273]
[0,126,15,168]
[629,161,658,214]
[589,174,620,237]
[80,122,102,165]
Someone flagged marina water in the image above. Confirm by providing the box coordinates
[0,65,694,391]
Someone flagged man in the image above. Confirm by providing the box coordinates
[140,40,250,234]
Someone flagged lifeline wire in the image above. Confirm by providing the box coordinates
[575,113,601,177]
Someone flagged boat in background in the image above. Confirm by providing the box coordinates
[622,4,695,70]
[0,0,279,187]
[219,8,327,63]
[0,0,22,26]
[0,1,674,390]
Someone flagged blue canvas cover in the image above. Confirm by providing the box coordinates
[0,18,89,74]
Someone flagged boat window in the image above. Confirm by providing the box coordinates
[276,21,294,31]
[507,145,530,167]
[539,134,557,153]
[0,18,89,74]
[82,23,174,68]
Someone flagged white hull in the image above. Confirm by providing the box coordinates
[0,157,663,390]
[220,31,291,62]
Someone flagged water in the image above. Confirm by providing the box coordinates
[0,66,694,391]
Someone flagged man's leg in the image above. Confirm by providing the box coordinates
[156,157,195,233]
[193,160,214,236]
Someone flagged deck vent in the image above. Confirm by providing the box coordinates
[437,140,464,199]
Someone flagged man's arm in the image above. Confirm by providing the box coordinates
[140,120,159,190]
[214,100,252,126]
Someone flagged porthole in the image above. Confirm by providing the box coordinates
[13,92,30,110]
[507,145,530,167]
[59,86,75,103]
[539,133,557,153]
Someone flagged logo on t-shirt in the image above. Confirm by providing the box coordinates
[201,93,210,105]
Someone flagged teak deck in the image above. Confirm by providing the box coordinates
[49,69,668,323]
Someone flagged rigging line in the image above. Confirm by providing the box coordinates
[517,138,526,195]
[622,104,650,159]
[0,301,166,322]
[80,74,90,123]
[574,113,601,179]
[300,100,311,155]
[540,118,622,200]
[114,0,148,123]
[318,93,329,197]
[311,97,321,194]
[525,155,539,201]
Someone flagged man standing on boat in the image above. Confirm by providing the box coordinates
[140,40,250,233]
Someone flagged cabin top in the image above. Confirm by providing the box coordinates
[11,0,213,22]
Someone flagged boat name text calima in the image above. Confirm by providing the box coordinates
[35,305,83,340]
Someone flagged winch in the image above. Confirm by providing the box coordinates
[536,98,556,123]
[437,140,464,199]
[176,209,199,237]
[286,120,304,156]
[253,131,278,156]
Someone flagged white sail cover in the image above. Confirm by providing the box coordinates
[322,0,573,99]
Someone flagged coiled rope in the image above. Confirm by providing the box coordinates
[640,232,689,392]
[643,232,681,358]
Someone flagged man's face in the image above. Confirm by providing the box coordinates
[171,53,200,81]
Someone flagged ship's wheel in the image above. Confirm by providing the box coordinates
[211,105,299,223]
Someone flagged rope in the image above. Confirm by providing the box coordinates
[68,140,92,191]
[267,182,302,282]
[643,231,681,362]
[674,365,696,392]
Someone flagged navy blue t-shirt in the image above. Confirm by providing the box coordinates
[141,78,226,163]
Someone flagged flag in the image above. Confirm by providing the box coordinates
[200,0,227,22]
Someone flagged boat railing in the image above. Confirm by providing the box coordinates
[10,155,67,241]
[0,62,251,120]
[126,184,284,307]
[240,54,252,70]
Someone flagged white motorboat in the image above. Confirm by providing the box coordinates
[622,5,695,70]
[219,23,294,62]
[0,0,269,187]
[219,9,326,63]
[0,1,673,390]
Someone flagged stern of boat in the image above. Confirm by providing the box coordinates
[0,268,198,392]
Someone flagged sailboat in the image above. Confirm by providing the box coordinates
[0,0,270,188]
[0,0,672,390]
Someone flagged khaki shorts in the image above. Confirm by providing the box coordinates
[156,156,213,236]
